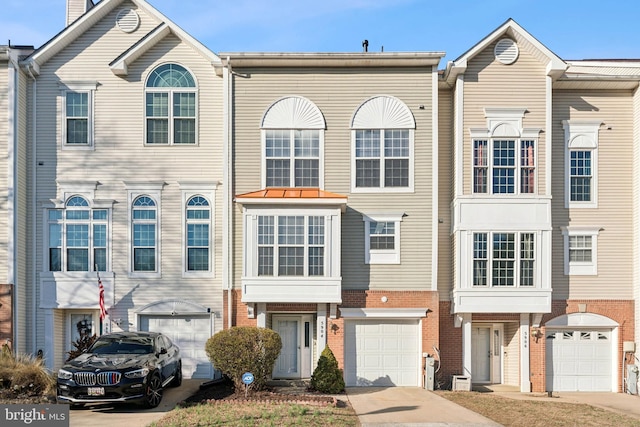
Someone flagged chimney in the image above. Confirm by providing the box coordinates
[66,0,94,27]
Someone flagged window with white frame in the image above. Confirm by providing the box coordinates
[60,82,97,148]
[363,213,403,264]
[261,96,325,188]
[563,120,601,208]
[132,195,157,272]
[472,138,536,194]
[265,129,320,187]
[145,63,197,145]
[257,214,325,277]
[562,226,599,275]
[185,195,211,272]
[47,196,108,272]
[472,232,535,286]
[351,96,415,192]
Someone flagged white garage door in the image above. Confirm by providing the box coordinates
[545,329,612,392]
[345,319,420,387]
[140,314,214,379]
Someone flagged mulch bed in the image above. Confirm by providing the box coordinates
[182,378,342,407]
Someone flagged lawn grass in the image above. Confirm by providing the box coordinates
[438,391,640,427]
[150,401,358,427]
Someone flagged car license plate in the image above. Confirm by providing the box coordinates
[87,387,104,396]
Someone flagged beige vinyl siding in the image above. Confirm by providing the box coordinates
[462,40,547,196]
[53,310,65,372]
[551,90,634,299]
[33,3,224,353]
[438,87,453,298]
[0,63,8,282]
[231,67,435,291]
[503,322,520,386]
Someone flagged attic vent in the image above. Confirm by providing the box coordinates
[116,9,140,33]
[494,38,519,65]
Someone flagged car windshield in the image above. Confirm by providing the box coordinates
[89,337,154,354]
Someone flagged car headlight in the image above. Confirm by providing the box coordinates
[57,369,73,380]
[124,368,149,379]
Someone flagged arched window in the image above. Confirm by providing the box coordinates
[132,195,157,271]
[351,96,415,192]
[145,64,197,145]
[47,196,108,272]
[261,96,325,188]
[186,196,211,272]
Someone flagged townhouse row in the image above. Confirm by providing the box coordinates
[1,0,639,393]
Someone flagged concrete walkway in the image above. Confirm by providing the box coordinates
[346,387,501,426]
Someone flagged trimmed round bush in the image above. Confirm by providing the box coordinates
[205,326,281,391]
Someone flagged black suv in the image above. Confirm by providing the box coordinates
[57,331,182,408]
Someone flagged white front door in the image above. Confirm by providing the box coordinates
[472,327,491,382]
[272,315,312,379]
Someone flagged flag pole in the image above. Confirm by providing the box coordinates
[96,265,106,335]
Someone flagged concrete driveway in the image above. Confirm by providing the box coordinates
[69,379,202,427]
[346,387,501,426]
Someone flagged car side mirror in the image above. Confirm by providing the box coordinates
[159,347,167,355]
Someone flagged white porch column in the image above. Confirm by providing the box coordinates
[461,313,472,378]
[316,304,327,356]
[256,303,267,328]
[43,309,54,370]
[520,313,531,392]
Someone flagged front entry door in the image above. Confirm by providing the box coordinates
[272,315,312,379]
[472,326,491,382]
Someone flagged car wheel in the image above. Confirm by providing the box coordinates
[170,362,182,387]
[143,373,163,408]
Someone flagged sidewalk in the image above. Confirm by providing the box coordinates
[346,387,501,426]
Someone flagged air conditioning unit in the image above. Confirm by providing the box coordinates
[452,375,471,392]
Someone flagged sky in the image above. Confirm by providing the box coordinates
[3,0,640,67]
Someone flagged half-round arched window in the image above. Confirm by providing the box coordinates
[350,96,415,192]
[261,96,325,188]
[145,64,197,145]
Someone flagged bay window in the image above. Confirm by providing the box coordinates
[473,232,535,286]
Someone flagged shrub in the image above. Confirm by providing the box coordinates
[66,333,97,361]
[205,326,282,391]
[310,346,345,394]
[0,347,55,398]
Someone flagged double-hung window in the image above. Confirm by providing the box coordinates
[472,232,535,286]
[363,213,403,264]
[132,196,157,272]
[563,120,601,208]
[351,96,415,192]
[186,196,211,272]
[562,227,599,275]
[472,139,536,194]
[145,64,197,145]
[261,96,325,188]
[265,129,319,187]
[257,215,325,277]
[48,196,108,272]
[60,82,97,149]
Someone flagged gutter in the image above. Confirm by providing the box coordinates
[25,62,37,355]
[223,56,233,329]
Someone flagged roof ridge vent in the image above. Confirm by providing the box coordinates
[494,38,519,65]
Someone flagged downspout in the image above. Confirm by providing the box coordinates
[25,63,37,355]
[223,57,233,329]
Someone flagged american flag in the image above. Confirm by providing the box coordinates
[98,271,107,321]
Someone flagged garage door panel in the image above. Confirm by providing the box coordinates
[345,319,419,387]
[546,329,612,392]
[140,314,213,379]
